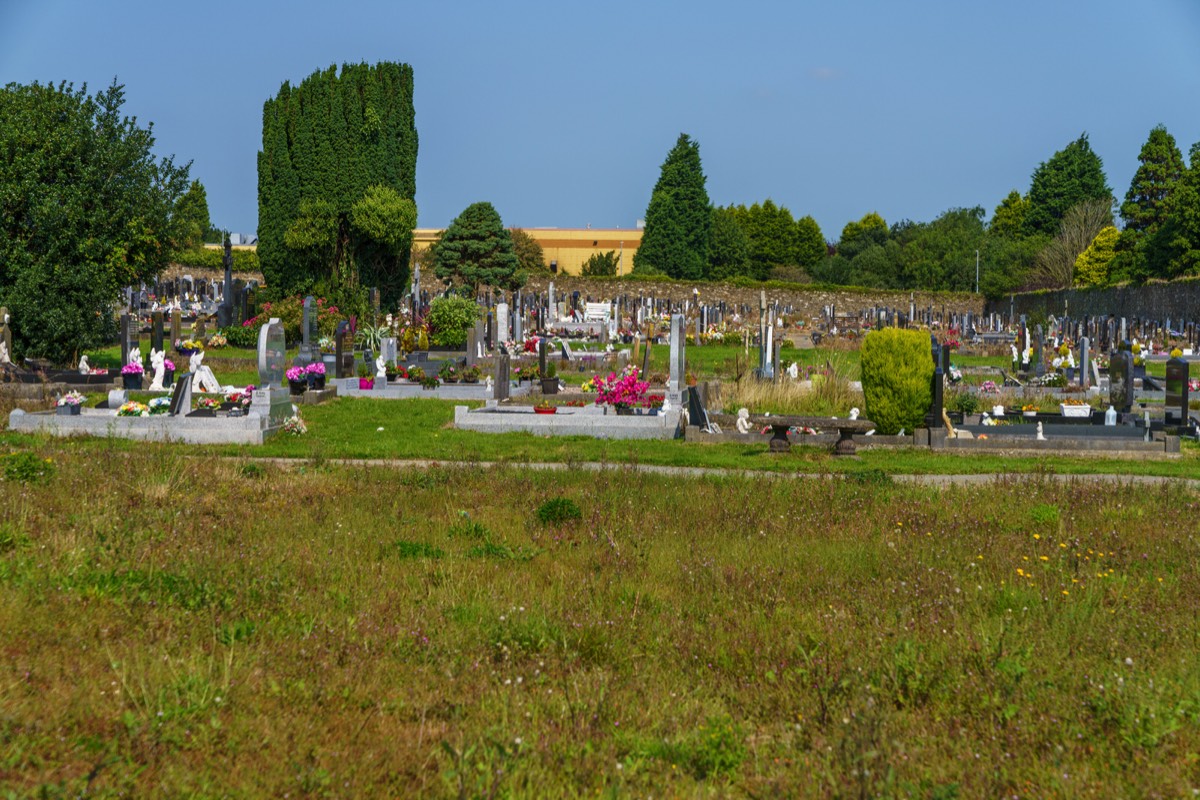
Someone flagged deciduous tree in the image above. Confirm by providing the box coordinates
[0,80,190,362]
[510,228,547,273]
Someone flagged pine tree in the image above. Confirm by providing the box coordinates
[632,134,711,279]
[706,206,750,280]
[794,215,826,269]
[257,63,417,308]
[1145,143,1200,279]
[433,202,524,292]
[1121,125,1185,235]
[1024,134,1112,237]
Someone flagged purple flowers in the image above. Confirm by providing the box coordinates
[120,363,143,375]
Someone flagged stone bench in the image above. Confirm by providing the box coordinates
[746,415,876,456]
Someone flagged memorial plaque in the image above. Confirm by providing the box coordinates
[257,318,286,389]
[1165,356,1190,424]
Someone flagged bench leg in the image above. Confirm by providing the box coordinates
[768,425,791,453]
[833,428,857,456]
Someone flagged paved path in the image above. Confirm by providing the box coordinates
[252,457,1200,490]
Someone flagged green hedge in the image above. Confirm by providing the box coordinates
[860,328,933,435]
[169,247,261,272]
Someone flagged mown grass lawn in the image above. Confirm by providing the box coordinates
[1,451,1198,797]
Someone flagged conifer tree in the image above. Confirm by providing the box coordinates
[632,134,711,279]
[1024,134,1112,237]
[433,202,524,292]
[1120,125,1185,235]
[257,62,417,307]
[706,206,750,280]
[1145,143,1200,279]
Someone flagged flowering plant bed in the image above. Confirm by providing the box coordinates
[593,366,649,410]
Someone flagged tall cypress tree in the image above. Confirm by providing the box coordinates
[632,134,711,280]
[257,62,417,308]
[1120,125,1185,235]
[1024,134,1112,238]
[1146,143,1200,279]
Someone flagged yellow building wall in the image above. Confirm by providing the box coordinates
[413,228,642,276]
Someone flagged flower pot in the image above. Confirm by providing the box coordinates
[359,378,374,390]
[177,347,197,357]
[1023,410,1037,418]
[309,374,326,391]
[1060,404,1091,418]
[187,408,216,418]
[462,378,479,384]
[442,377,459,384]
[122,373,142,390]
[163,368,174,388]
[541,378,559,395]
[288,379,307,395]
[534,406,557,414]
[615,406,634,416]
[57,404,81,416]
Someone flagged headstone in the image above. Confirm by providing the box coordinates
[257,318,286,389]
[151,311,164,354]
[167,373,192,416]
[538,338,547,379]
[494,353,510,400]
[496,302,510,344]
[925,334,944,429]
[668,313,685,408]
[335,321,355,379]
[1109,347,1133,413]
[1080,337,1090,388]
[466,326,479,368]
[120,314,139,368]
[300,296,319,365]
[547,282,556,323]
[1165,356,1190,425]
[170,309,182,346]
[194,316,207,341]
[217,236,234,328]
[381,337,398,367]
[513,309,523,345]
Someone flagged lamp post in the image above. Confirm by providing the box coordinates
[975,249,980,294]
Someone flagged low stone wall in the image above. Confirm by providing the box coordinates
[989,278,1200,321]
[454,404,682,440]
[523,276,982,321]
[8,408,279,445]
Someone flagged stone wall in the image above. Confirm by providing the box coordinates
[988,278,1200,321]
[522,276,983,321]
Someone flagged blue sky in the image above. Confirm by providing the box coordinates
[3,0,1199,241]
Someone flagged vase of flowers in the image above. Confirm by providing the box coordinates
[121,363,144,390]
[438,362,459,383]
[305,361,326,390]
[190,396,221,417]
[56,390,85,415]
[357,364,374,390]
[117,401,149,417]
[461,365,481,384]
[593,365,649,414]
[163,358,175,389]
[286,365,307,395]
[406,365,425,384]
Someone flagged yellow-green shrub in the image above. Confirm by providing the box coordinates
[860,328,933,434]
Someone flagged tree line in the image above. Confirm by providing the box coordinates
[632,128,1200,297]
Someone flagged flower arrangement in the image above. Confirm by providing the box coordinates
[282,414,308,436]
[438,362,459,381]
[163,359,175,372]
[57,391,86,407]
[175,338,204,352]
[206,333,227,348]
[1021,403,1039,413]
[387,362,408,381]
[1171,347,1183,358]
[1131,342,1144,366]
[979,380,999,394]
[1190,378,1200,392]
[1062,398,1090,406]
[581,378,597,393]
[195,397,221,410]
[120,362,144,376]
[420,374,440,389]
[406,365,425,383]
[305,362,325,377]
[593,366,650,410]
[117,401,149,417]
[148,396,171,415]
[318,336,335,354]
[461,365,481,382]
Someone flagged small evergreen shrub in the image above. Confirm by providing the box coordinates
[860,329,933,435]
[536,497,581,525]
[426,296,480,347]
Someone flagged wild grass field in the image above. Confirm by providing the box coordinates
[2,448,1199,797]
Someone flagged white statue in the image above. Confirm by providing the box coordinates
[375,353,387,381]
[786,362,799,380]
[128,347,143,370]
[661,396,671,412]
[1022,347,1030,366]
[79,354,90,374]
[0,341,9,365]
[1036,421,1046,441]
[189,350,221,393]
[1011,344,1018,363]
[735,407,752,434]
[849,407,860,420]
[148,349,167,391]
[485,375,494,394]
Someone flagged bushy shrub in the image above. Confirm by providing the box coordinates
[239,296,343,347]
[169,247,260,272]
[536,497,581,525]
[860,328,933,434]
[426,295,480,347]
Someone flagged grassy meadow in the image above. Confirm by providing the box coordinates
[2,449,1200,797]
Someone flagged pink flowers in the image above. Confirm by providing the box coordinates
[120,363,143,375]
[593,366,650,410]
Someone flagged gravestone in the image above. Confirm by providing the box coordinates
[216,236,234,327]
[120,314,139,367]
[1109,347,1133,413]
[151,311,164,353]
[381,337,398,367]
[539,338,547,378]
[513,309,523,345]
[194,316,207,341]
[1080,337,1090,388]
[167,373,193,416]
[335,321,355,379]
[668,313,685,408]
[494,353,510,400]
[547,282,556,323]
[251,318,293,426]
[695,316,703,347]
[497,302,510,344]
[1033,325,1045,378]
[466,326,479,368]
[1165,356,1190,425]
[300,296,319,365]
[485,311,494,350]
[170,309,182,346]
[925,334,944,430]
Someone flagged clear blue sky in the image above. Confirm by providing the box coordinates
[3,0,1199,241]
